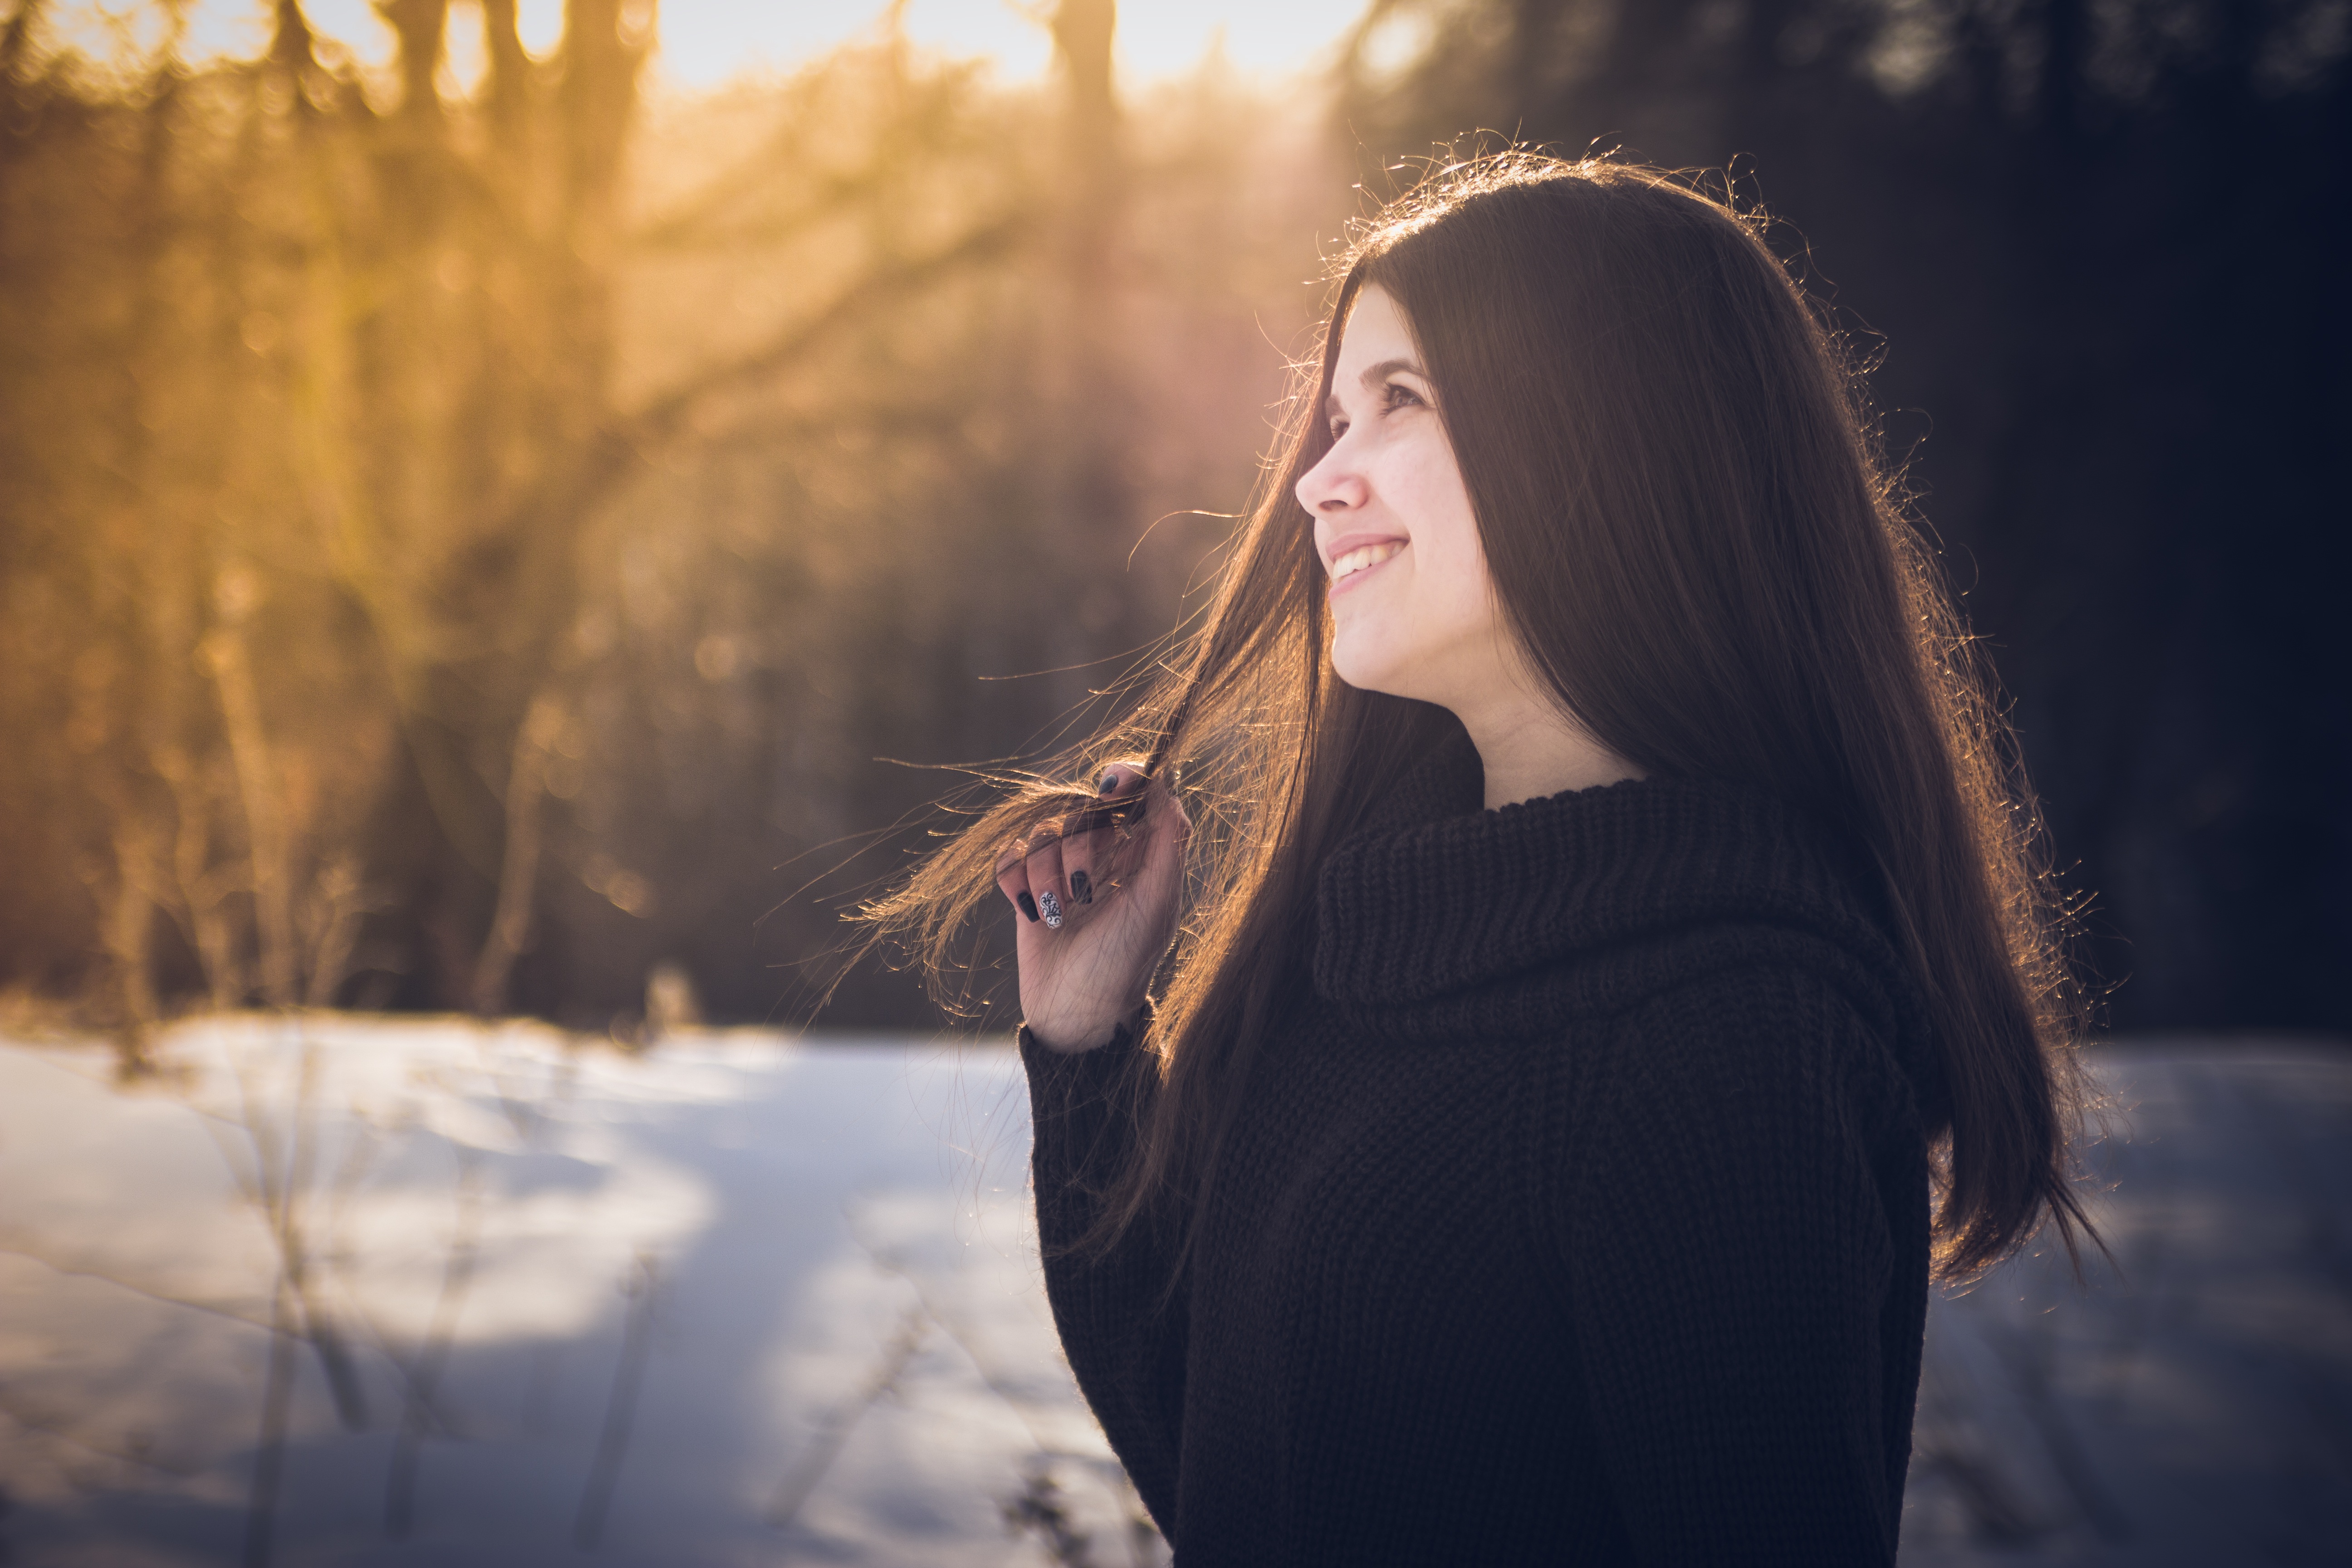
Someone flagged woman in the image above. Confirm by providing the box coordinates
[867,152,2095,1564]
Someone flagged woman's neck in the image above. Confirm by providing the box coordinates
[1451,682,1644,810]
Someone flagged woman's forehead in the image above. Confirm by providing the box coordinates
[1338,285,1405,352]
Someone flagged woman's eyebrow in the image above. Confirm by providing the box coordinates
[1357,356,1426,388]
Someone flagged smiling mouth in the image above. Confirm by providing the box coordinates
[1329,540,1405,586]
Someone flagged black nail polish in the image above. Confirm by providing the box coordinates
[1070,870,1092,903]
[1017,892,1039,923]
[1097,769,1118,796]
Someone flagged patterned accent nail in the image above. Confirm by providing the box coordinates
[1016,892,1039,923]
[1038,889,1064,929]
[1070,870,1093,904]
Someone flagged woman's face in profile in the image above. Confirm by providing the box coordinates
[1295,285,1513,714]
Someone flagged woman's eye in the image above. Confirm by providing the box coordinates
[1328,417,1349,441]
[1383,382,1425,411]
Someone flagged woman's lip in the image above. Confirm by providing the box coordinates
[1321,530,1406,568]
[1327,541,1406,600]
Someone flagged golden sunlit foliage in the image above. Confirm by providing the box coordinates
[15,0,2337,1044]
[0,0,1342,1044]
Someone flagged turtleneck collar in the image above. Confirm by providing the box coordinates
[1310,730,1931,1079]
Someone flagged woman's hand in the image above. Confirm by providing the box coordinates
[995,764,1190,1052]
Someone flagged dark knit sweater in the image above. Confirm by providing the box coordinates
[1020,738,1938,1565]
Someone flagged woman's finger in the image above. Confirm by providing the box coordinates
[1074,763,1152,896]
[995,842,1039,925]
[1094,762,1147,800]
[1024,836,1069,929]
[1060,810,1098,907]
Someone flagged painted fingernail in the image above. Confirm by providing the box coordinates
[1096,769,1118,795]
[1038,889,1063,928]
[1070,870,1092,903]
[1016,892,1039,923]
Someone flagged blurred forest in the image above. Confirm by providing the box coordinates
[0,0,2343,1040]
[1329,0,2351,1031]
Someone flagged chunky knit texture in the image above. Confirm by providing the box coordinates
[1021,735,1938,1565]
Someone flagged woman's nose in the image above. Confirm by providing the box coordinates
[1295,446,1369,516]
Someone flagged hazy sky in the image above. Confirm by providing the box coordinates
[145,0,1375,92]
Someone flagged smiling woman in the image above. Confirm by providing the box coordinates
[1302,285,1645,807]
[860,151,2097,1565]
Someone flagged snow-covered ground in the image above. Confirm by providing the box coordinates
[1899,1037,2352,1565]
[0,1019,2342,1565]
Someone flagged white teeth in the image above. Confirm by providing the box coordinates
[1330,542,1404,581]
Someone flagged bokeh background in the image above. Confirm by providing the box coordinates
[4,0,2344,1042]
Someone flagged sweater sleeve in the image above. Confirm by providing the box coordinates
[1551,965,1920,1566]
[1019,1024,1189,1533]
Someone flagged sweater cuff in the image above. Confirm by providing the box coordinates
[1018,1018,1142,1115]
[1015,1005,1147,1061]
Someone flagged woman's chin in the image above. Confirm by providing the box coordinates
[1330,646,1418,703]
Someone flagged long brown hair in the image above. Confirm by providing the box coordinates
[861,151,2096,1283]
